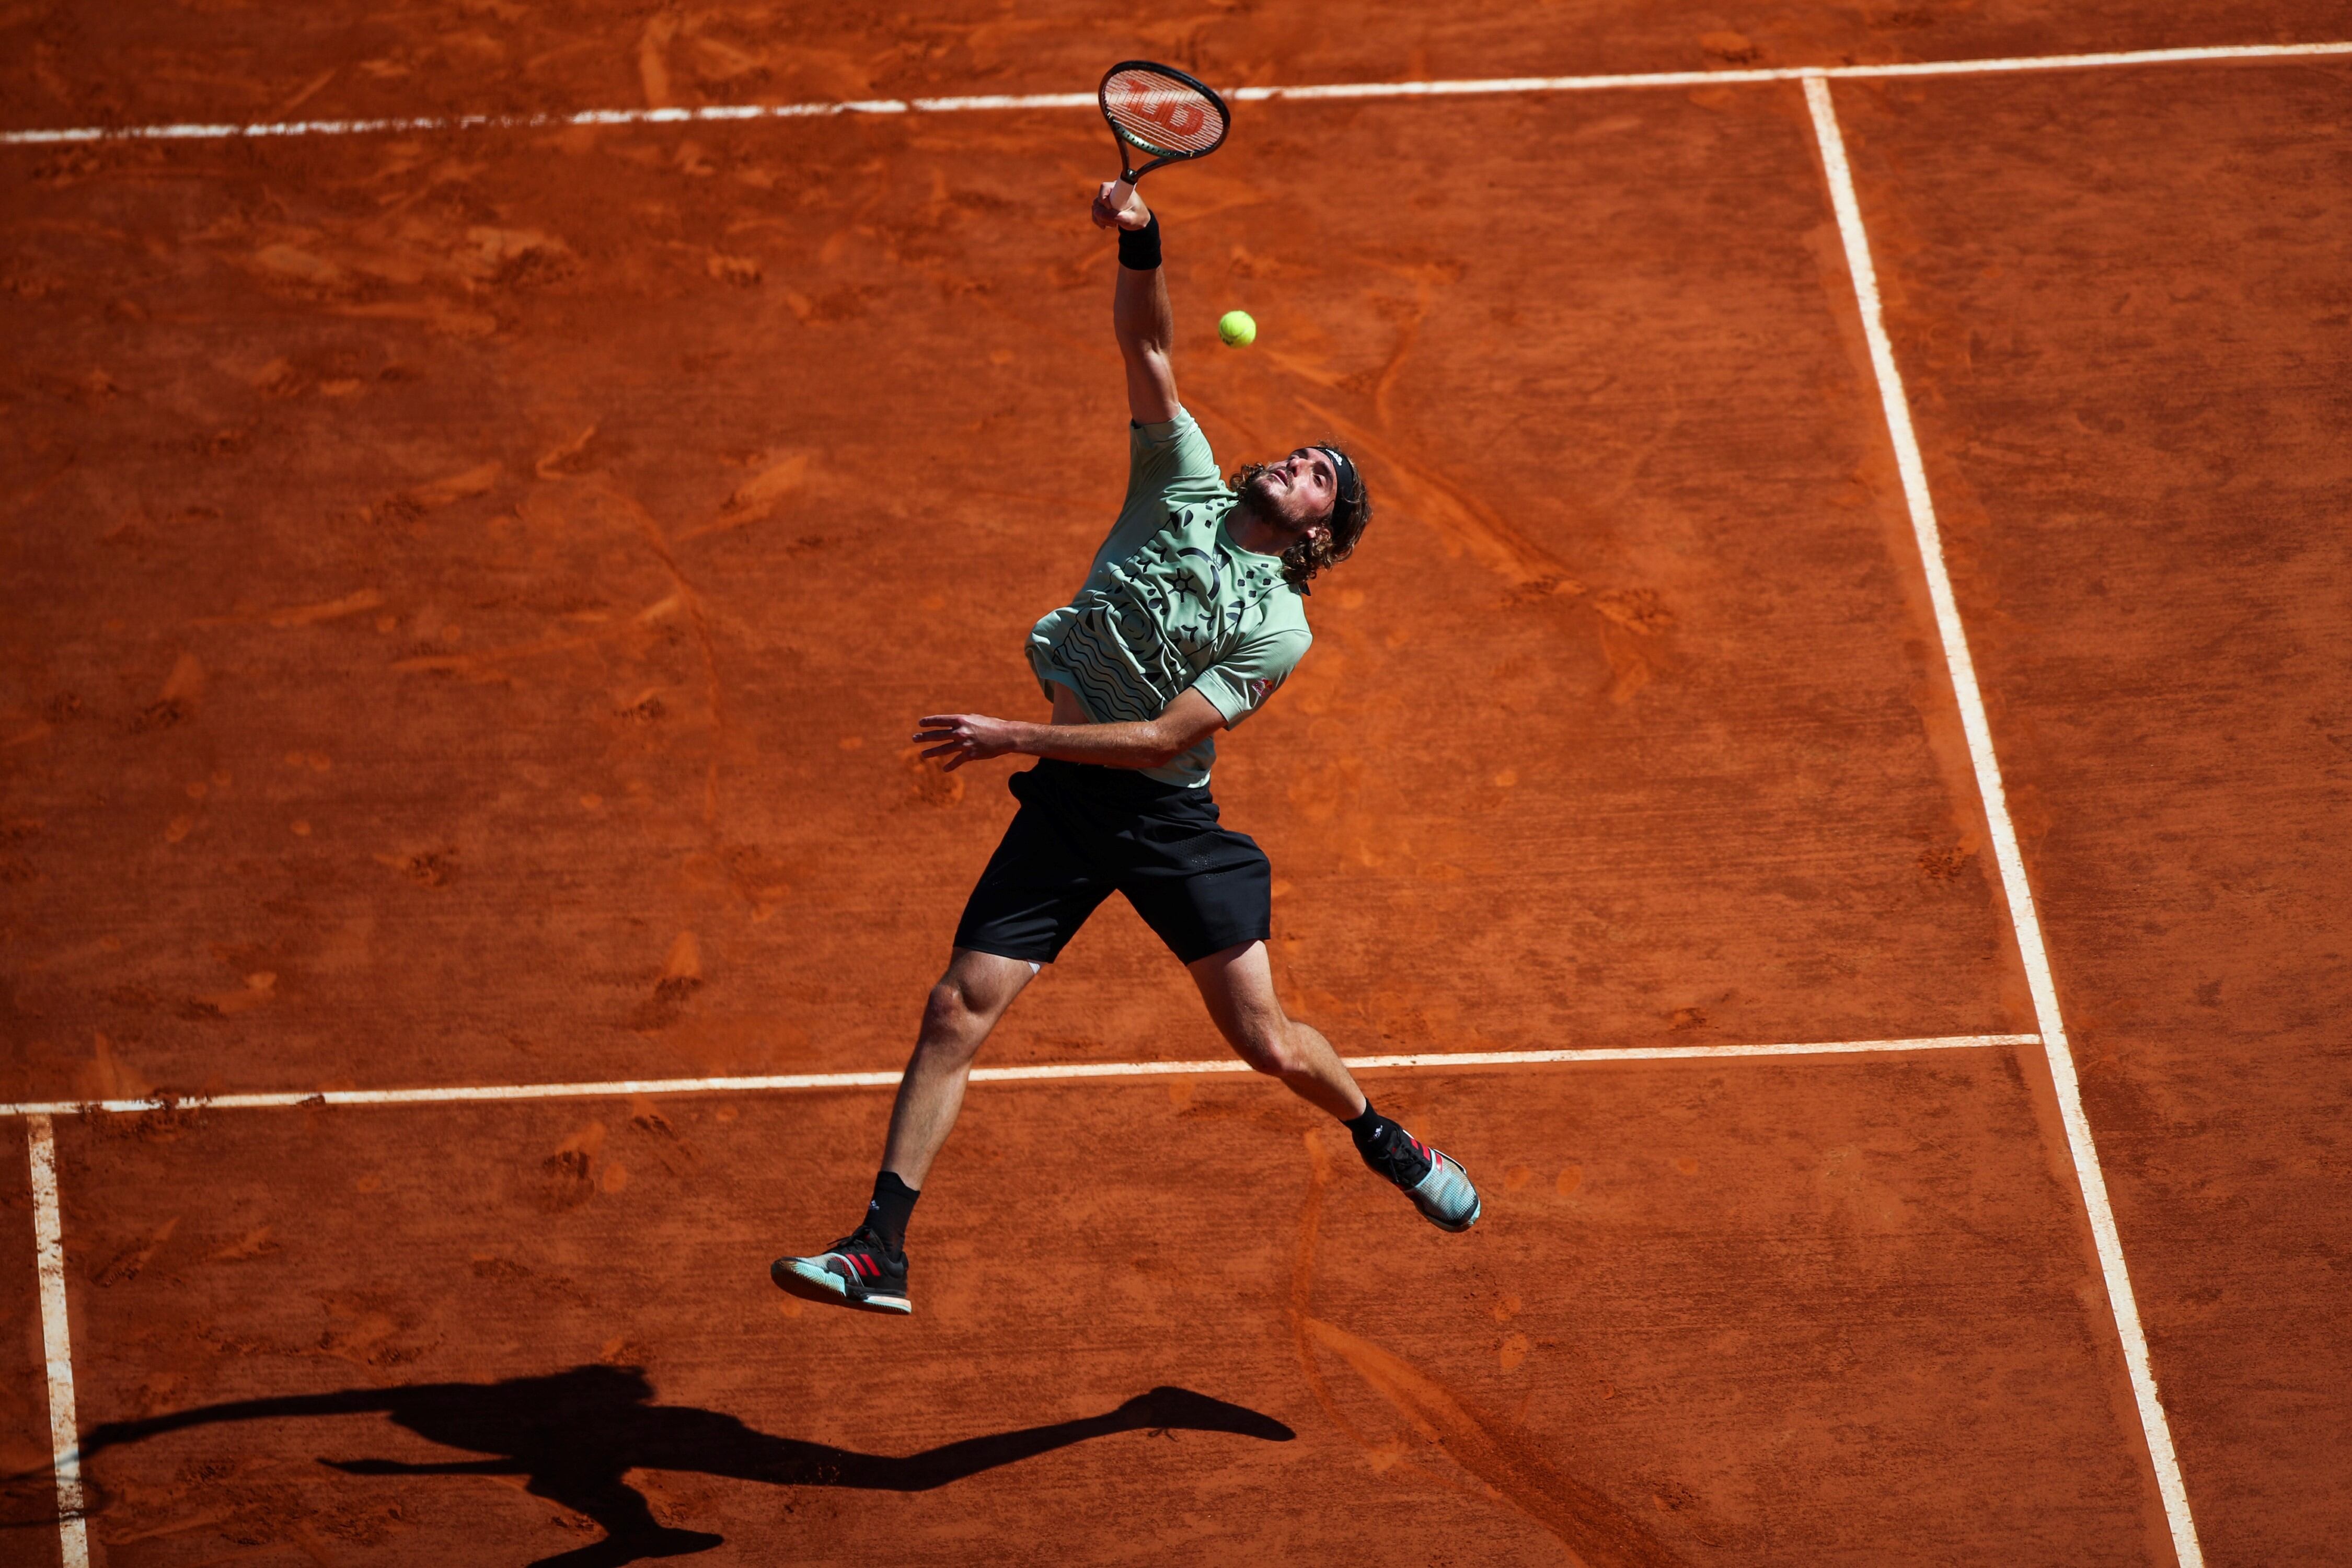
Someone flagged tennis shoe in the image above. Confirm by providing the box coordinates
[1364,1126,1482,1232]
[771,1226,911,1315]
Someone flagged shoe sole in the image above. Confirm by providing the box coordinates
[1423,1193,1481,1233]
[771,1256,912,1316]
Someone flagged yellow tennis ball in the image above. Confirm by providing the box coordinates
[1217,309,1256,348]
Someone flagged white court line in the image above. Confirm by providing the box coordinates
[1802,75,2201,1567]
[1,40,2345,146]
[0,1034,2035,1119]
[26,1116,90,1568]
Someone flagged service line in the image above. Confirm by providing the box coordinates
[1,40,2346,146]
[0,1033,2035,1119]
[1802,74,2201,1566]
[26,1116,90,1568]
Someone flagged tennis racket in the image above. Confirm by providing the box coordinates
[1099,60,1231,186]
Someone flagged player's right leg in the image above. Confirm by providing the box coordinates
[771,949,1034,1316]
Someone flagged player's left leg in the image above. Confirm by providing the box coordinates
[772,760,1116,1315]
[770,949,1037,1317]
[1184,939,1362,1116]
[1186,941,1480,1232]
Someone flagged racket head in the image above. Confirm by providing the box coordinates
[1099,60,1231,180]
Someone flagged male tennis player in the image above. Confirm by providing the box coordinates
[772,177,1480,1316]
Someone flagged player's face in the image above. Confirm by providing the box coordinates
[1260,448,1339,528]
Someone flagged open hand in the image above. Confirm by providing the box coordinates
[1091,178,1151,231]
[915,713,1022,771]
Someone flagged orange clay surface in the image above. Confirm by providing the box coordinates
[53,1063,2162,1565]
[1,5,2347,1565]
[2,0,2346,133]
[5,86,2029,1096]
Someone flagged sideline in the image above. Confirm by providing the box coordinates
[0,40,2345,147]
[1803,74,2202,1566]
[0,1033,2037,1119]
[26,1116,90,1568]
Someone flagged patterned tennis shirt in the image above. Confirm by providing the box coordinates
[1028,409,1312,788]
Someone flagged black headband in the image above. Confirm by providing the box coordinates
[1312,446,1360,511]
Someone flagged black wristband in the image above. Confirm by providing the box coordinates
[1117,213,1162,271]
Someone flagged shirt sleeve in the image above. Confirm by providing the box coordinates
[1190,622,1312,729]
[1124,408,1226,517]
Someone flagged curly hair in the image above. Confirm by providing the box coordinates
[1228,444,1373,594]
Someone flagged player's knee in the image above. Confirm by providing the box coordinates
[1233,1015,1298,1077]
[921,981,989,1049]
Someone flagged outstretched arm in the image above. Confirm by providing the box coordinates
[917,688,1224,772]
[1091,179,1179,425]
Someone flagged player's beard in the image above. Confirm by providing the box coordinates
[1227,462,1280,524]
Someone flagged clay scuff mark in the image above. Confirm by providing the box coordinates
[387,588,681,676]
[608,480,733,828]
[1300,1316,1689,1568]
[1591,587,1678,705]
[676,450,817,544]
[535,424,601,480]
[1290,1131,1685,1568]
[1289,1128,1519,1508]
[1299,397,1582,594]
[247,587,385,629]
[638,10,679,109]
[1359,260,1463,431]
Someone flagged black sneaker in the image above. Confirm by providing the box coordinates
[771,1227,911,1315]
[1361,1125,1482,1232]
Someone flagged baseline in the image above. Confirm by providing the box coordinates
[1803,75,2200,1566]
[1,40,2345,147]
[0,1033,2036,1119]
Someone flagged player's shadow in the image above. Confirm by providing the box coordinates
[70,1365,1294,1566]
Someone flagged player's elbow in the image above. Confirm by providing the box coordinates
[1135,726,1187,770]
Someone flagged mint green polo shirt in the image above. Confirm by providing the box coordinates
[1028,409,1312,788]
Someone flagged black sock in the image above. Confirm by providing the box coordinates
[1344,1101,1429,1183]
[867,1171,919,1254]
[1343,1101,1390,1157]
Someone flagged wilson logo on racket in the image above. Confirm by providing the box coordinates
[1139,98,1207,136]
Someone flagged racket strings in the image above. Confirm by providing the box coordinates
[1102,68,1227,156]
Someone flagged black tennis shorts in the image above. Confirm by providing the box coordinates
[954,759,1273,966]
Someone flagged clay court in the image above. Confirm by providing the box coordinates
[4,4,2349,1564]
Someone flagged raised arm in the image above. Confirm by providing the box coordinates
[1091,179,1179,425]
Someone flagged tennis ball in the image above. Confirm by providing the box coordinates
[1217,309,1256,348]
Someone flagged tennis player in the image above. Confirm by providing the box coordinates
[773,176,1481,1316]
